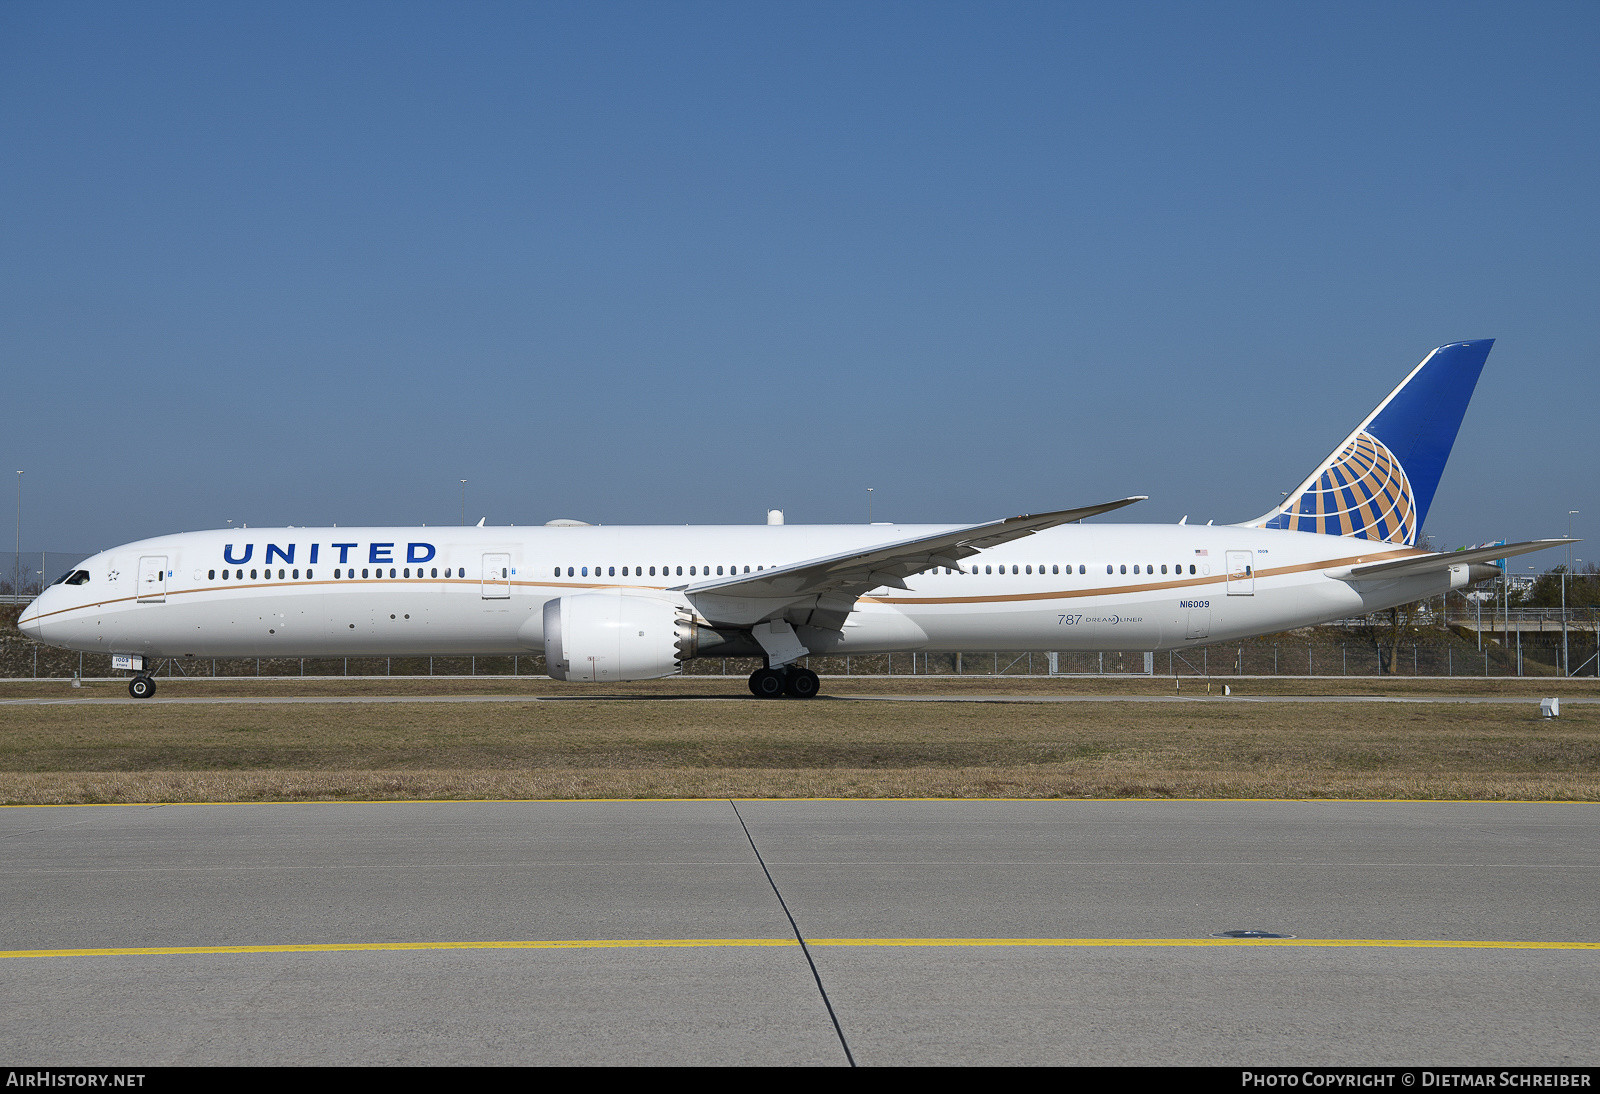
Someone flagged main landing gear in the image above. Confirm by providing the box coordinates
[748,666,820,699]
[128,675,157,699]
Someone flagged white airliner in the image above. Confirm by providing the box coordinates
[20,339,1571,699]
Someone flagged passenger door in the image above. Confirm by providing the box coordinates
[481,553,511,599]
[1226,550,1254,595]
[137,555,168,603]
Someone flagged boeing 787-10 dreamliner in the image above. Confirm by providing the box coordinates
[19,340,1571,698]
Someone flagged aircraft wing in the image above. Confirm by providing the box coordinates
[1334,539,1575,581]
[675,496,1146,629]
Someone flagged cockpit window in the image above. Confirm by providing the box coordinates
[52,570,90,586]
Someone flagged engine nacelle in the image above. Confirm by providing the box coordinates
[543,593,686,682]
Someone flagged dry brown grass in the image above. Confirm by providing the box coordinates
[1,686,1596,804]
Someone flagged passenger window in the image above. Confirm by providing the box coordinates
[307,569,313,579]
[716,566,723,575]
[294,569,301,579]
[649,567,656,576]
[1189,564,1196,574]
[403,568,409,578]
[1133,565,1139,574]
[208,570,216,580]
[502,568,507,578]
[582,567,588,577]
[361,569,368,578]
[1052,565,1059,574]
[608,566,615,577]
[387,568,393,578]
[252,569,259,579]
[985,565,992,574]
[1161,565,1168,574]
[690,566,696,576]
[1120,565,1126,575]
[1078,565,1085,574]
[1105,565,1112,574]
[567,567,573,577]
[676,566,683,576]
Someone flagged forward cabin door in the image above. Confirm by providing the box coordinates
[1226,550,1255,595]
[137,556,168,603]
[481,553,511,599]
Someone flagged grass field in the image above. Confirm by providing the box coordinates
[1,677,1596,804]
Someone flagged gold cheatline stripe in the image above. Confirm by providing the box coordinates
[4,938,1596,959]
[22,546,1431,624]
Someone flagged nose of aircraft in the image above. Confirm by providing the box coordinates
[17,590,48,642]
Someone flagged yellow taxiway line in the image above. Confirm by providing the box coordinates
[3,937,1596,959]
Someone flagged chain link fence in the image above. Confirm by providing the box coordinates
[4,594,1595,680]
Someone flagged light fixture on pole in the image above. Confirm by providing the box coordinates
[867,487,874,523]
[460,480,468,527]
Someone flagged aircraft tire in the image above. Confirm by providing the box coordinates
[749,668,786,699]
[784,668,820,699]
[128,675,156,700]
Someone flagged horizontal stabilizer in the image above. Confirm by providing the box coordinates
[1331,539,1575,582]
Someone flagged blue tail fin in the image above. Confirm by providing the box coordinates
[1249,340,1493,546]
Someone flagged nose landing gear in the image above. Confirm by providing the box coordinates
[747,666,820,699]
[128,675,157,699]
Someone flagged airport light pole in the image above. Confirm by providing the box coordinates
[13,471,20,601]
[1563,511,1578,676]
[460,480,467,526]
[867,487,873,524]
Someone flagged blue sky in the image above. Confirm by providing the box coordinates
[3,1,1596,559]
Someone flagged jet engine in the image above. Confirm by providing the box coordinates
[543,592,689,682]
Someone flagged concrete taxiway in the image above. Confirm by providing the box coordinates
[1,800,1595,1065]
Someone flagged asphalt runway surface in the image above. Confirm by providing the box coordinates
[2,800,1596,1065]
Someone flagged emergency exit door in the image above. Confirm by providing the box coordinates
[481,553,511,599]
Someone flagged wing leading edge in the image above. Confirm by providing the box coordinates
[677,496,1147,630]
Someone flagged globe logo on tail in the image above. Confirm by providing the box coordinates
[1257,431,1417,545]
